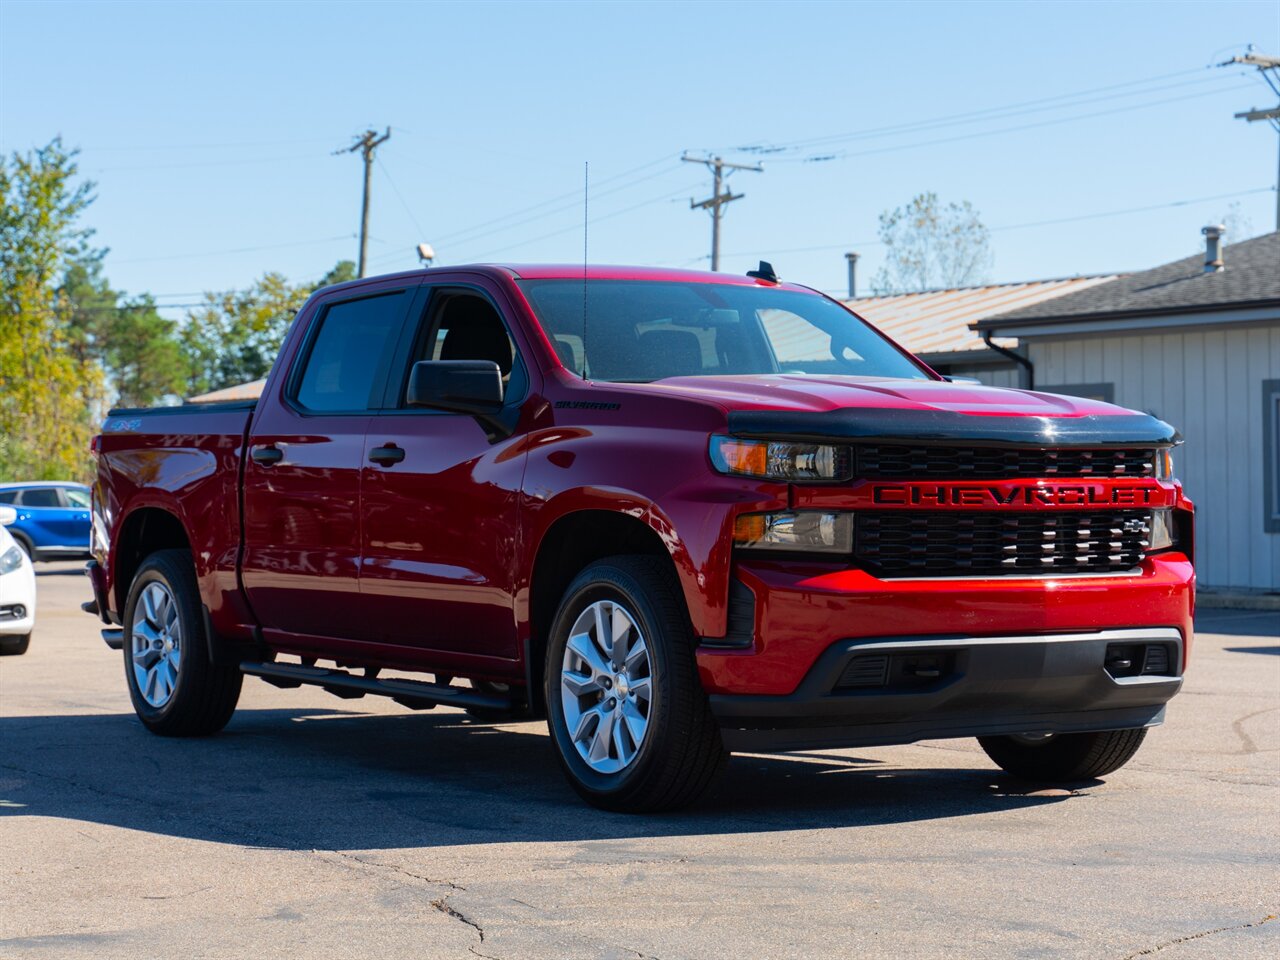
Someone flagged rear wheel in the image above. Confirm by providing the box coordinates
[544,556,726,812]
[978,728,1148,781]
[0,633,31,656]
[123,549,242,736]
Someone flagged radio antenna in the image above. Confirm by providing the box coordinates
[582,160,589,380]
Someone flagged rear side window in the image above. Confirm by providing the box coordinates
[295,292,407,412]
[19,488,60,508]
[64,488,91,508]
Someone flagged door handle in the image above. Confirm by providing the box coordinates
[368,444,406,466]
[251,445,283,466]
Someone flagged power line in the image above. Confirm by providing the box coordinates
[442,181,704,264]
[361,155,684,270]
[766,82,1253,166]
[86,153,330,173]
[737,67,1228,156]
[376,156,428,240]
[429,155,680,248]
[110,234,354,265]
[705,186,1274,262]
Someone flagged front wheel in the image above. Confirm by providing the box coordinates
[0,633,31,656]
[978,728,1148,781]
[123,549,242,736]
[544,556,727,812]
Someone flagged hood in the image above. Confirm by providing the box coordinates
[633,375,1177,448]
[645,374,1122,416]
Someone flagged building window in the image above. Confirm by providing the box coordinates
[1037,382,1115,403]
[1266,379,1280,534]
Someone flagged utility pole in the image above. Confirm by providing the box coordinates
[682,153,762,271]
[1220,50,1280,230]
[336,128,391,276]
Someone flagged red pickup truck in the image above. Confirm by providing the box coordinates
[87,263,1194,811]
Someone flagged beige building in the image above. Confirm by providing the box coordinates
[977,231,1280,596]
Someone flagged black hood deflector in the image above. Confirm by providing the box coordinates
[727,408,1178,449]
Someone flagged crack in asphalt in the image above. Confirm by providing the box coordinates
[1231,706,1279,755]
[337,852,467,892]
[432,894,485,942]
[1119,913,1277,958]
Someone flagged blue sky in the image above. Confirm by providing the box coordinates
[2,0,1277,312]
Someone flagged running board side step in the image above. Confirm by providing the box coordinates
[240,661,513,712]
[102,628,124,650]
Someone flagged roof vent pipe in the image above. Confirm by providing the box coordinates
[1202,224,1226,273]
[845,251,860,299]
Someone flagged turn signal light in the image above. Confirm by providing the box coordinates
[733,511,853,554]
[710,436,849,482]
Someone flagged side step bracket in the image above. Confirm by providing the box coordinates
[240,661,513,713]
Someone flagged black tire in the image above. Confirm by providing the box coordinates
[122,549,242,736]
[544,555,727,812]
[978,728,1148,781]
[0,633,31,656]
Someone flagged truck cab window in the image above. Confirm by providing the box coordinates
[294,292,406,412]
[409,292,526,404]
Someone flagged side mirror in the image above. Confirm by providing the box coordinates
[405,360,504,415]
[0,506,16,527]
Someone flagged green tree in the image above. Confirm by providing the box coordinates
[0,139,103,481]
[58,255,189,408]
[870,192,992,294]
[180,259,358,397]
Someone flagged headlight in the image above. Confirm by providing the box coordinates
[710,436,849,482]
[1153,448,1175,481]
[0,545,23,575]
[1149,509,1175,551]
[733,511,853,553]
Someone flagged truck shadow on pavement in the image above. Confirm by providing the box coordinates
[0,706,1084,851]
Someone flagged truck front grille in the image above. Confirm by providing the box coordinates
[854,445,1154,480]
[854,510,1151,577]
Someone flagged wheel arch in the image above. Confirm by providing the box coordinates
[526,505,698,715]
[112,507,192,614]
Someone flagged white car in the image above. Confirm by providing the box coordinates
[0,505,36,655]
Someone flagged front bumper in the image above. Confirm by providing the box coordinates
[0,568,36,636]
[711,627,1183,752]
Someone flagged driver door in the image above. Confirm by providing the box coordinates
[359,282,530,661]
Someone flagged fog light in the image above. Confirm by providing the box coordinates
[733,511,853,554]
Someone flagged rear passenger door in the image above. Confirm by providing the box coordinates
[241,284,416,647]
[15,488,77,550]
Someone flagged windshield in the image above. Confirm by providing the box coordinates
[518,280,931,382]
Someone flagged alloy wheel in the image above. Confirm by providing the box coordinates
[131,581,182,708]
[559,599,653,774]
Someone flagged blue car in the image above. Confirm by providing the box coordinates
[0,482,92,561]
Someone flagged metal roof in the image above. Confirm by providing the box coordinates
[188,378,267,404]
[843,276,1119,357]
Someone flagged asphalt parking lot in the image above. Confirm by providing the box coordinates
[1,562,1276,959]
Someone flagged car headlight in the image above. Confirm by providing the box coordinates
[1154,448,1175,481]
[0,545,23,575]
[1149,509,1175,551]
[733,511,853,553]
[710,436,850,482]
